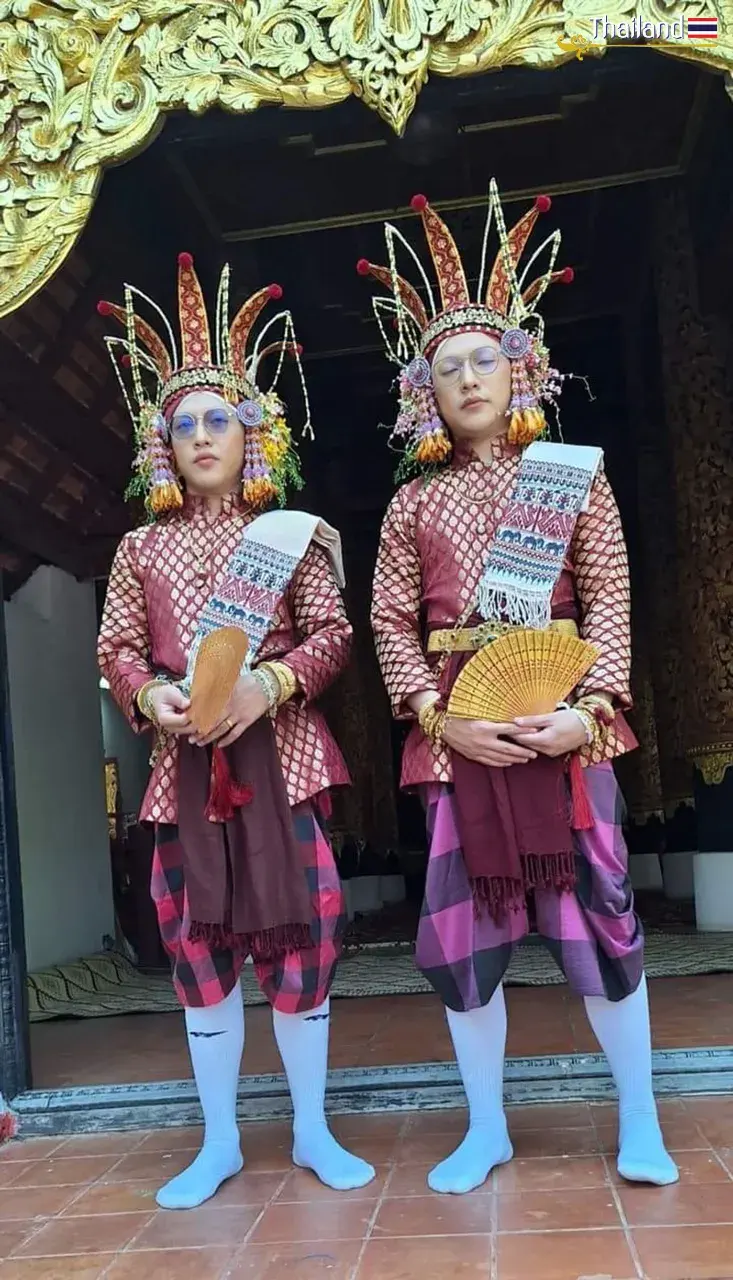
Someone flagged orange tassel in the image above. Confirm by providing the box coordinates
[415,428,452,464]
[242,474,278,507]
[569,753,594,831]
[507,406,546,447]
[149,480,183,515]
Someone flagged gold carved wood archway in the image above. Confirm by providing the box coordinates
[1,1,731,319]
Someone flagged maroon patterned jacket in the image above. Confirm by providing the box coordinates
[98,494,351,822]
[372,436,636,789]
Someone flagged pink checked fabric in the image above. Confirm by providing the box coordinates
[152,802,345,1010]
[371,436,636,788]
[417,765,643,1011]
[98,493,351,822]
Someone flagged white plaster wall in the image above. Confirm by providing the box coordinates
[4,567,114,971]
[100,689,150,817]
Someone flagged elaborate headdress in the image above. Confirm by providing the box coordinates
[98,253,310,517]
[356,180,574,473]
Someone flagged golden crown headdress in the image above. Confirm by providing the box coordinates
[357,180,574,471]
[98,252,310,517]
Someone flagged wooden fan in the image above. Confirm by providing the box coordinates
[447,629,600,722]
[188,627,249,738]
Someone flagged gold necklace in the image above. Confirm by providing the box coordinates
[186,524,213,585]
[186,506,245,585]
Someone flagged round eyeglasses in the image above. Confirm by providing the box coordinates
[169,406,235,441]
[432,345,501,388]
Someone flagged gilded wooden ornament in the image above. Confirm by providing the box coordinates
[1,2,732,319]
[653,182,733,768]
[688,744,733,787]
[623,312,694,813]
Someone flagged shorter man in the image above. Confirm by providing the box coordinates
[99,255,375,1207]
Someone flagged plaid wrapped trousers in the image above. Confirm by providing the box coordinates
[417,762,645,1011]
[152,801,346,1011]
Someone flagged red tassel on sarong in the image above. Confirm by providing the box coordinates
[205,746,254,823]
[569,753,594,831]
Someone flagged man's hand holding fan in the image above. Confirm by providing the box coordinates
[186,627,268,748]
[446,630,600,763]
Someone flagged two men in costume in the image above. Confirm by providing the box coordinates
[98,255,375,1208]
[99,191,676,1210]
[366,185,678,1192]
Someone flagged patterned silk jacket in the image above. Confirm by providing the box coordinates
[371,436,637,790]
[98,494,352,823]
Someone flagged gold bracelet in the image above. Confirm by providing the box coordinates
[570,706,596,747]
[576,693,616,725]
[575,694,615,752]
[136,680,162,726]
[574,702,613,753]
[418,699,447,745]
[417,697,439,733]
[260,661,299,707]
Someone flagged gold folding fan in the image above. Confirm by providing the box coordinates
[188,627,249,738]
[448,629,600,722]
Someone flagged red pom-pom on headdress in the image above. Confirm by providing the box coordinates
[178,252,194,270]
[535,195,552,213]
[96,300,113,317]
[559,266,574,284]
[267,283,283,301]
[356,258,371,276]
[410,194,428,213]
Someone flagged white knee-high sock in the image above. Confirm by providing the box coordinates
[272,998,375,1191]
[428,985,513,1195]
[156,984,245,1210]
[584,974,678,1185]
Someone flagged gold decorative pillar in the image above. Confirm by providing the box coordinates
[652,180,733,927]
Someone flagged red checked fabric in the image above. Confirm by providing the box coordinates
[371,436,636,788]
[98,493,351,822]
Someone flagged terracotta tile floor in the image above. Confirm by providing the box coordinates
[4,1098,733,1278]
[29,975,733,1089]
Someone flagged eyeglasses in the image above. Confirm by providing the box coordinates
[432,346,501,388]
[169,407,235,441]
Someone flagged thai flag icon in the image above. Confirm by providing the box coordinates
[687,16,719,38]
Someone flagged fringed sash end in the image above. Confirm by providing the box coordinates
[188,920,313,961]
[471,849,577,923]
[471,874,525,922]
[520,850,577,895]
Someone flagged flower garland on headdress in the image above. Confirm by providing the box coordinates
[98,254,311,518]
[356,181,574,477]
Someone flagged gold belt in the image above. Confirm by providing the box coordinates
[427,618,579,654]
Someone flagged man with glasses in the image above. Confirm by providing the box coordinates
[98,254,375,1209]
[364,187,677,1194]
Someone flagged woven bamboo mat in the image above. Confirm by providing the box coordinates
[26,930,733,1022]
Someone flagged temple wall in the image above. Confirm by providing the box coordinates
[4,567,113,970]
[100,690,150,818]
